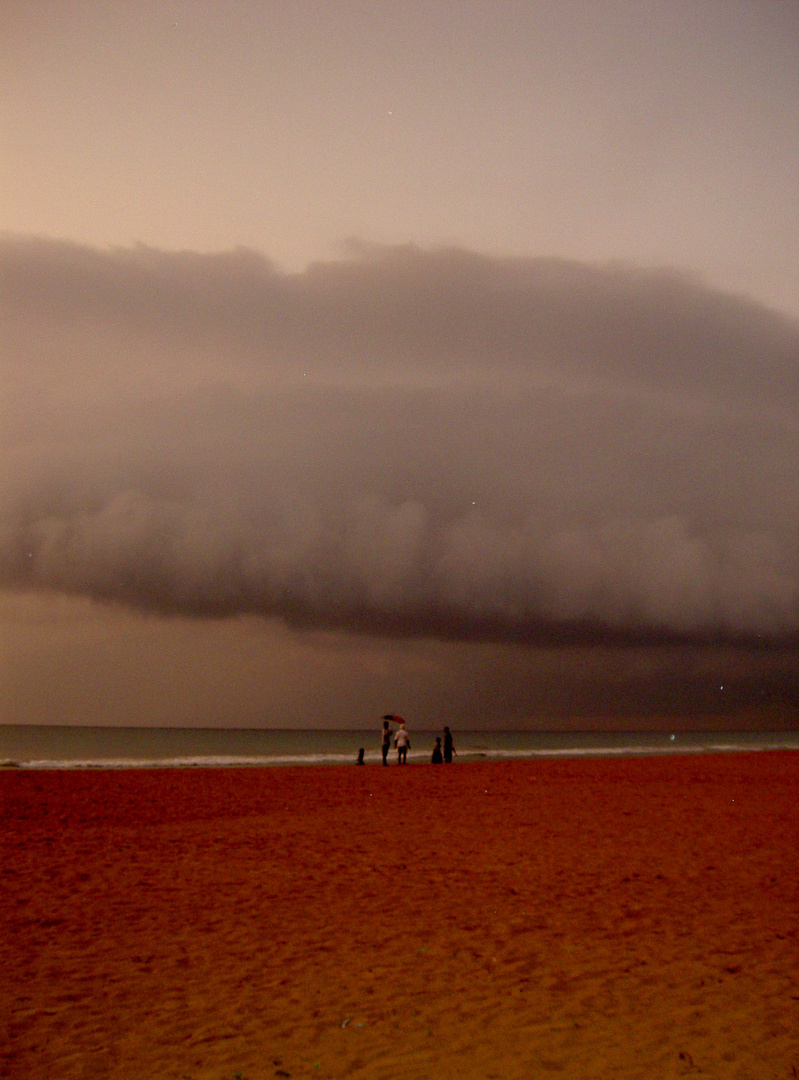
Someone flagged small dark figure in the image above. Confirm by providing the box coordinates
[443,725,456,763]
[431,737,443,764]
[381,718,393,766]
[356,748,365,765]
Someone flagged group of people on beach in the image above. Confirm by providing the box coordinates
[376,717,456,765]
[355,719,456,765]
[430,729,455,764]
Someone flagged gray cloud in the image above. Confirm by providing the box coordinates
[2,236,798,643]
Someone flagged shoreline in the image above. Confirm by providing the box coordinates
[1,727,797,772]
[2,752,798,1078]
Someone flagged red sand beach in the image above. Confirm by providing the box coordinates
[1,752,798,1079]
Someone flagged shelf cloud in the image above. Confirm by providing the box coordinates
[3,236,798,644]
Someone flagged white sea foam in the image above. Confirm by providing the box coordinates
[18,753,383,770]
[15,742,799,769]
[3,728,796,769]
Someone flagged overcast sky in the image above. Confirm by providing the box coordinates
[2,1,798,728]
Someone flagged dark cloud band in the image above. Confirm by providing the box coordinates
[2,237,798,643]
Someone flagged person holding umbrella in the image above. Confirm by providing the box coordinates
[380,716,394,766]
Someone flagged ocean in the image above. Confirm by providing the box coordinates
[0,725,797,769]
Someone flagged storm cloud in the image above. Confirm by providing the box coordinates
[3,235,798,644]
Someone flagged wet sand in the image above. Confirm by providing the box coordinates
[1,752,798,1079]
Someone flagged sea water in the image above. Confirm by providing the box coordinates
[0,725,797,769]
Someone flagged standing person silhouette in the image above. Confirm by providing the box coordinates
[394,720,410,765]
[380,718,394,766]
[443,726,456,763]
[431,736,443,764]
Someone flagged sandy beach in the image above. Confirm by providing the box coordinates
[1,751,797,1079]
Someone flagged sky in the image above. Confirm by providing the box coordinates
[2,0,798,729]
